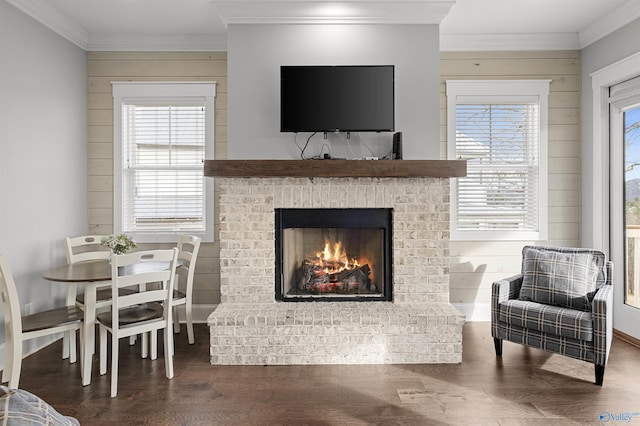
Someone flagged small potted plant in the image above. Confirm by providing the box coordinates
[101,234,136,255]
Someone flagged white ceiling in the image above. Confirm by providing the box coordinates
[6,0,640,51]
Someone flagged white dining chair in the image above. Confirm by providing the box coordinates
[141,235,201,360]
[63,235,137,360]
[172,235,201,345]
[97,248,178,397]
[0,255,83,389]
[61,235,109,360]
[66,235,141,311]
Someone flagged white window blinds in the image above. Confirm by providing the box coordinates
[122,102,206,233]
[112,82,216,243]
[456,103,539,230]
[446,80,549,241]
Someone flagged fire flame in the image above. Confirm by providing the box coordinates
[315,240,360,274]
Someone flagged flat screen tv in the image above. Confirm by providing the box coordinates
[280,65,394,133]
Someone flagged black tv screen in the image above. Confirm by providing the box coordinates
[280,65,394,133]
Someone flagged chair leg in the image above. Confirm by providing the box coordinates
[62,332,70,360]
[2,338,12,383]
[62,284,77,360]
[595,364,605,386]
[164,326,174,380]
[99,327,108,376]
[141,332,148,359]
[8,337,22,389]
[173,306,180,334]
[186,304,194,345]
[69,330,77,364]
[110,334,119,398]
[150,330,158,361]
[78,328,84,375]
[494,338,503,356]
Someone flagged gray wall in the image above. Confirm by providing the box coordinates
[581,19,640,247]
[227,24,440,160]
[0,2,87,355]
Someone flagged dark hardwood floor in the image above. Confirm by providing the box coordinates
[11,322,640,425]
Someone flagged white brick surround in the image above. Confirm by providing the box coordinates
[208,177,464,364]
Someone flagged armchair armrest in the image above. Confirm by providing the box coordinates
[592,283,612,310]
[491,274,523,339]
[492,274,523,303]
[592,283,613,366]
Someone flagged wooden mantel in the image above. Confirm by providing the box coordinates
[204,160,466,178]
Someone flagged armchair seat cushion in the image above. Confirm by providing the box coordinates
[499,299,594,341]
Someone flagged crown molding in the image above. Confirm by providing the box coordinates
[6,0,89,49]
[440,32,581,51]
[579,0,640,48]
[8,0,638,52]
[212,1,455,26]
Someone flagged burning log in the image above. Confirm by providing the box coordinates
[298,260,374,294]
[293,239,377,295]
[330,264,371,283]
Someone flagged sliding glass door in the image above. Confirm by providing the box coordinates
[610,76,640,339]
[623,108,640,310]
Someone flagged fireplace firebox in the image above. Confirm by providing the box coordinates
[275,208,392,302]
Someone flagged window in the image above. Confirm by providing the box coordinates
[112,82,216,243]
[446,80,549,241]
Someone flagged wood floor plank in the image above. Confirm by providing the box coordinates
[5,322,640,425]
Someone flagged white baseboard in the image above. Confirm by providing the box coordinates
[453,303,490,322]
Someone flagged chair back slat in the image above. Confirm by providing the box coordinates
[65,235,111,264]
[114,270,171,289]
[119,290,168,307]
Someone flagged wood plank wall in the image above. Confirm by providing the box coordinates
[86,51,228,307]
[440,51,581,309]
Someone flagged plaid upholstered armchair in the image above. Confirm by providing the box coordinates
[491,246,613,385]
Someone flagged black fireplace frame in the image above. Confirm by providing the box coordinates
[275,208,393,302]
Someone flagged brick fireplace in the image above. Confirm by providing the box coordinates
[206,160,465,365]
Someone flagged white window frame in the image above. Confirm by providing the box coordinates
[112,81,216,243]
[446,80,550,241]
